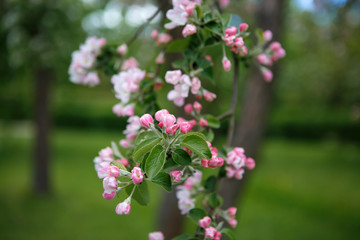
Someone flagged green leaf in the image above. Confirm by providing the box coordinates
[204,114,220,129]
[179,132,206,140]
[184,49,199,65]
[167,38,191,53]
[172,234,190,240]
[256,28,265,44]
[133,137,162,162]
[135,131,158,145]
[221,228,236,240]
[204,175,217,192]
[208,193,223,208]
[125,181,150,206]
[188,208,207,223]
[203,12,213,23]
[206,129,214,142]
[227,14,243,28]
[204,21,222,36]
[152,172,172,192]
[172,149,192,166]
[163,158,180,172]
[145,144,166,178]
[110,160,127,171]
[195,4,202,19]
[172,58,189,72]
[221,13,232,27]
[140,152,150,172]
[199,67,214,84]
[180,135,212,159]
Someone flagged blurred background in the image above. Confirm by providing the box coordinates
[0,0,359,239]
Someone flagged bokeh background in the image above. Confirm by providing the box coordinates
[1,0,360,239]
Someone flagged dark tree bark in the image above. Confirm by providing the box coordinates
[220,0,287,207]
[33,67,52,194]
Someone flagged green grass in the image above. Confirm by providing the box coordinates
[0,127,359,239]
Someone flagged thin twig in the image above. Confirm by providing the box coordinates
[126,6,162,46]
[226,54,240,147]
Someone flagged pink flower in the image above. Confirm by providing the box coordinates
[185,1,196,15]
[217,157,224,167]
[229,218,238,228]
[246,157,256,169]
[177,117,186,124]
[149,232,164,240]
[84,72,100,86]
[165,5,188,30]
[155,109,170,121]
[203,91,216,102]
[234,168,245,179]
[214,232,222,240]
[257,54,272,66]
[239,23,249,32]
[99,147,113,161]
[121,57,139,70]
[199,118,208,127]
[234,37,244,48]
[228,207,237,218]
[199,216,211,228]
[170,170,182,183]
[165,70,182,85]
[223,34,235,46]
[191,77,201,94]
[119,158,129,167]
[115,198,131,215]
[223,58,231,72]
[182,24,197,38]
[239,46,248,56]
[225,26,237,36]
[131,167,144,184]
[201,158,209,168]
[205,227,217,239]
[151,29,159,39]
[189,119,197,127]
[263,30,273,42]
[226,166,236,178]
[113,103,134,117]
[156,52,165,64]
[117,44,128,56]
[166,124,180,135]
[161,114,177,127]
[103,191,116,200]
[219,0,230,8]
[140,114,154,128]
[184,104,193,114]
[270,41,281,52]
[157,33,173,45]
[180,121,192,133]
[103,176,117,193]
[193,101,202,112]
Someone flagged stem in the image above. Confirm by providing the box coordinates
[226,54,240,147]
[126,6,162,46]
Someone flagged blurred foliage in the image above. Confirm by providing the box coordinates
[0,0,359,141]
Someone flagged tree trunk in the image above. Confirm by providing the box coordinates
[220,0,287,207]
[33,67,52,194]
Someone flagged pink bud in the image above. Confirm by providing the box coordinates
[157,33,172,45]
[170,170,182,183]
[234,168,245,180]
[225,26,237,36]
[205,227,217,239]
[140,114,154,128]
[208,157,218,168]
[226,167,235,178]
[239,46,248,56]
[217,157,224,167]
[117,44,128,56]
[191,77,201,94]
[239,23,249,32]
[120,139,130,148]
[229,218,238,228]
[185,1,196,15]
[270,41,281,52]
[131,167,144,184]
[234,37,244,48]
[149,232,164,240]
[115,199,131,215]
[119,158,129,167]
[199,118,208,127]
[199,216,211,228]
[183,146,192,155]
[219,0,230,8]
[205,55,213,64]
[180,122,192,133]
[109,165,120,177]
[156,53,165,64]
[151,29,159,39]
[223,34,235,46]
[155,109,169,122]
[206,141,212,148]
[228,207,237,218]
[246,157,256,169]
[189,119,197,127]
[214,232,222,240]
[182,24,197,38]
[161,114,177,127]
[222,58,231,72]
[263,30,273,42]
[166,124,179,135]
[184,104,193,114]
[121,57,139,70]
[204,91,216,102]
[201,158,209,168]
[261,68,273,82]
[98,38,106,47]
[103,191,116,200]
[193,101,202,112]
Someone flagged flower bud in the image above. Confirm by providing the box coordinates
[239,23,249,32]
[155,52,165,64]
[166,124,179,135]
[140,114,154,128]
[155,109,169,121]
[170,170,182,183]
[157,33,172,45]
[214,232,222,240]
[199,216,211,228]
[115,198,131,215]
[263,30,273,42]
[199,118,208,127]
[116,44,128,56]
[162,114,177,127]
[193,101,202,112]
[222,58,231,72]
[109,165,120,177]
[182,24,197,38]
[103,191,116,200]
[201,158,209,168]
[205,227,217,239]
[185,1,196,15]
[151,29,158,39]
[120,139,130,148]
[184,104,193,114]
[149,232,164,240]
[225,26,237,36]
[180,122,192,133]
[119,158,129,167]
[246,157,256,169]
[234,37,244,48]
[204,91,216,102]
[131,167,144,184]
[228,207,237,218]
[229,218,238,228]
[261,68,273,82]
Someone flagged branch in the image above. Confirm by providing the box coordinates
[226,54,240,147]
[126,5,163,46]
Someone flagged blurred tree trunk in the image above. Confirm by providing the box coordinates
[220,0,287,207]
[33,67,52,194]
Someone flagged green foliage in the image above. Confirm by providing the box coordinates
[133,137,162,163]
[172,234,190,240]
[208,193,223,209]
[221,228,236,240]
[172,149,192,166]
[204,114,221,128]
[135,131,158,145]
[125,181,150,206]
[204,175,217,192]
[145,144,166,178]
[180,135,212,159]
[188,208,207,223]
[151,172,172,192]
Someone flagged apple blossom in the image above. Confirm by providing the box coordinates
[149,232,164,240]
[115,197,131,215]
[131,167,144,184]
[182,24,197,38]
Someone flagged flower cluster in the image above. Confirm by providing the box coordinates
[111,66,146,117]
[164,0,202,30]
[120,116,142,148]
[198,216,222,240]
[68,36,106,86]
[225,147,255,180]
[176,170,203,214]
[201,141,224,168]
